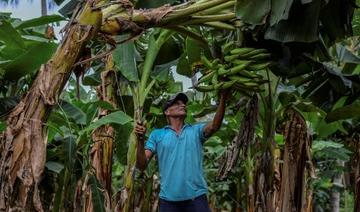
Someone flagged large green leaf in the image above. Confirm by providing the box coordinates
[186,37,203,67]
[176,53,192,77]
[265,1,321,42]
[235,0,271,25]
[45,161,64,174]
[82,111,133,133]
[154,36,181,66]
[168,81,183,93]
[54,0,67,5]
[269,0,294,26]
[325,100,360,122]
[152,59,176,82]
[114,123,133,165]
[0,45,26,60]
[135,0,177,9]
[0,96,19,115]
[59,101,87,125]
[0,20,25,49]
[335,44,360,64]
[320,0,355,43]
[89,175,106,212]
[83,71,101,86]
[2,41,57,80]
[312,140,344,152]
[15,15,65,30]
[58,0,79,17]
[353,0,360,36]
[113,39,139,82]
[62,136,77,170]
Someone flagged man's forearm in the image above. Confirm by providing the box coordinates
[212,95,226,130]
[136,139,147,171]
[204,94,226,137]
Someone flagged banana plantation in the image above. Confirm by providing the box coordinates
[1,0,360,211]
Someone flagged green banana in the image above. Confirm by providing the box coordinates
[211,69,219,85]
[201,54,213,69]
[217,66,228,75]
[247,62,270,71]
[222,41,235,54]
[230,47,255,55]
[227,63,250,75]
[235,69,259,78]
[239,49,268,59]
[232,59,253,66]
[198,71,215,84]
[219,80,236,90]
[195,84,215,92]
[224,54,239,62]
[228,75,252,83]
[211,58,220,68]
[236,81,261,88]
[248,53,271,60]
[214,82,225,90]
[222,61,251,76]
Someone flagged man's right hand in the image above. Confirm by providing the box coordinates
[135,120,146,141]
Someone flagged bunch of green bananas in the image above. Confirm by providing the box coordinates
[194,43,271,94]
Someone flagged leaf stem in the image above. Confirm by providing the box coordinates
[139,30,173,104]
[161,0,229,24]
[183,13,235,25]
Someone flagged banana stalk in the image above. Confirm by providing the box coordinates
[100,0,236,35]
[119,29,173,212]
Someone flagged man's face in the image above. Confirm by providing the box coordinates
[164,100,187,118]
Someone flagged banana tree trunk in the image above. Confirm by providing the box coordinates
[0,2,103,211]
[85,56,117,212]
[255,94,277,212]
[354,134,360,212]
[279,108,312,212]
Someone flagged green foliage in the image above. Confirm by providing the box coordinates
[89,175,106,212]
[81,111,133,133]
[45,161,64,174]
[0,15,60,81]
[113,37,139,82]
[0,121,6,133]
[15,14,64,30]
[235,0,271,25]
[312,139,353,211]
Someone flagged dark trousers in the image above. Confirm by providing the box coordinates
[159,194,211,212]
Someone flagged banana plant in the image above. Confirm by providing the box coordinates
[112,28,173,211]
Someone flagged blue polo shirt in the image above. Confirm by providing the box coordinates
[145,123,208,201]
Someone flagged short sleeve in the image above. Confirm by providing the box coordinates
[194,122,208,143]
[145,130,157,153]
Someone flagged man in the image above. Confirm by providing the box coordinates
[135,92,227,212]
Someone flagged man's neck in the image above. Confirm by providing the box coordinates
[168,117,185,133]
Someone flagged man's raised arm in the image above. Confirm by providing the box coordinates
[203,91,228,138]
